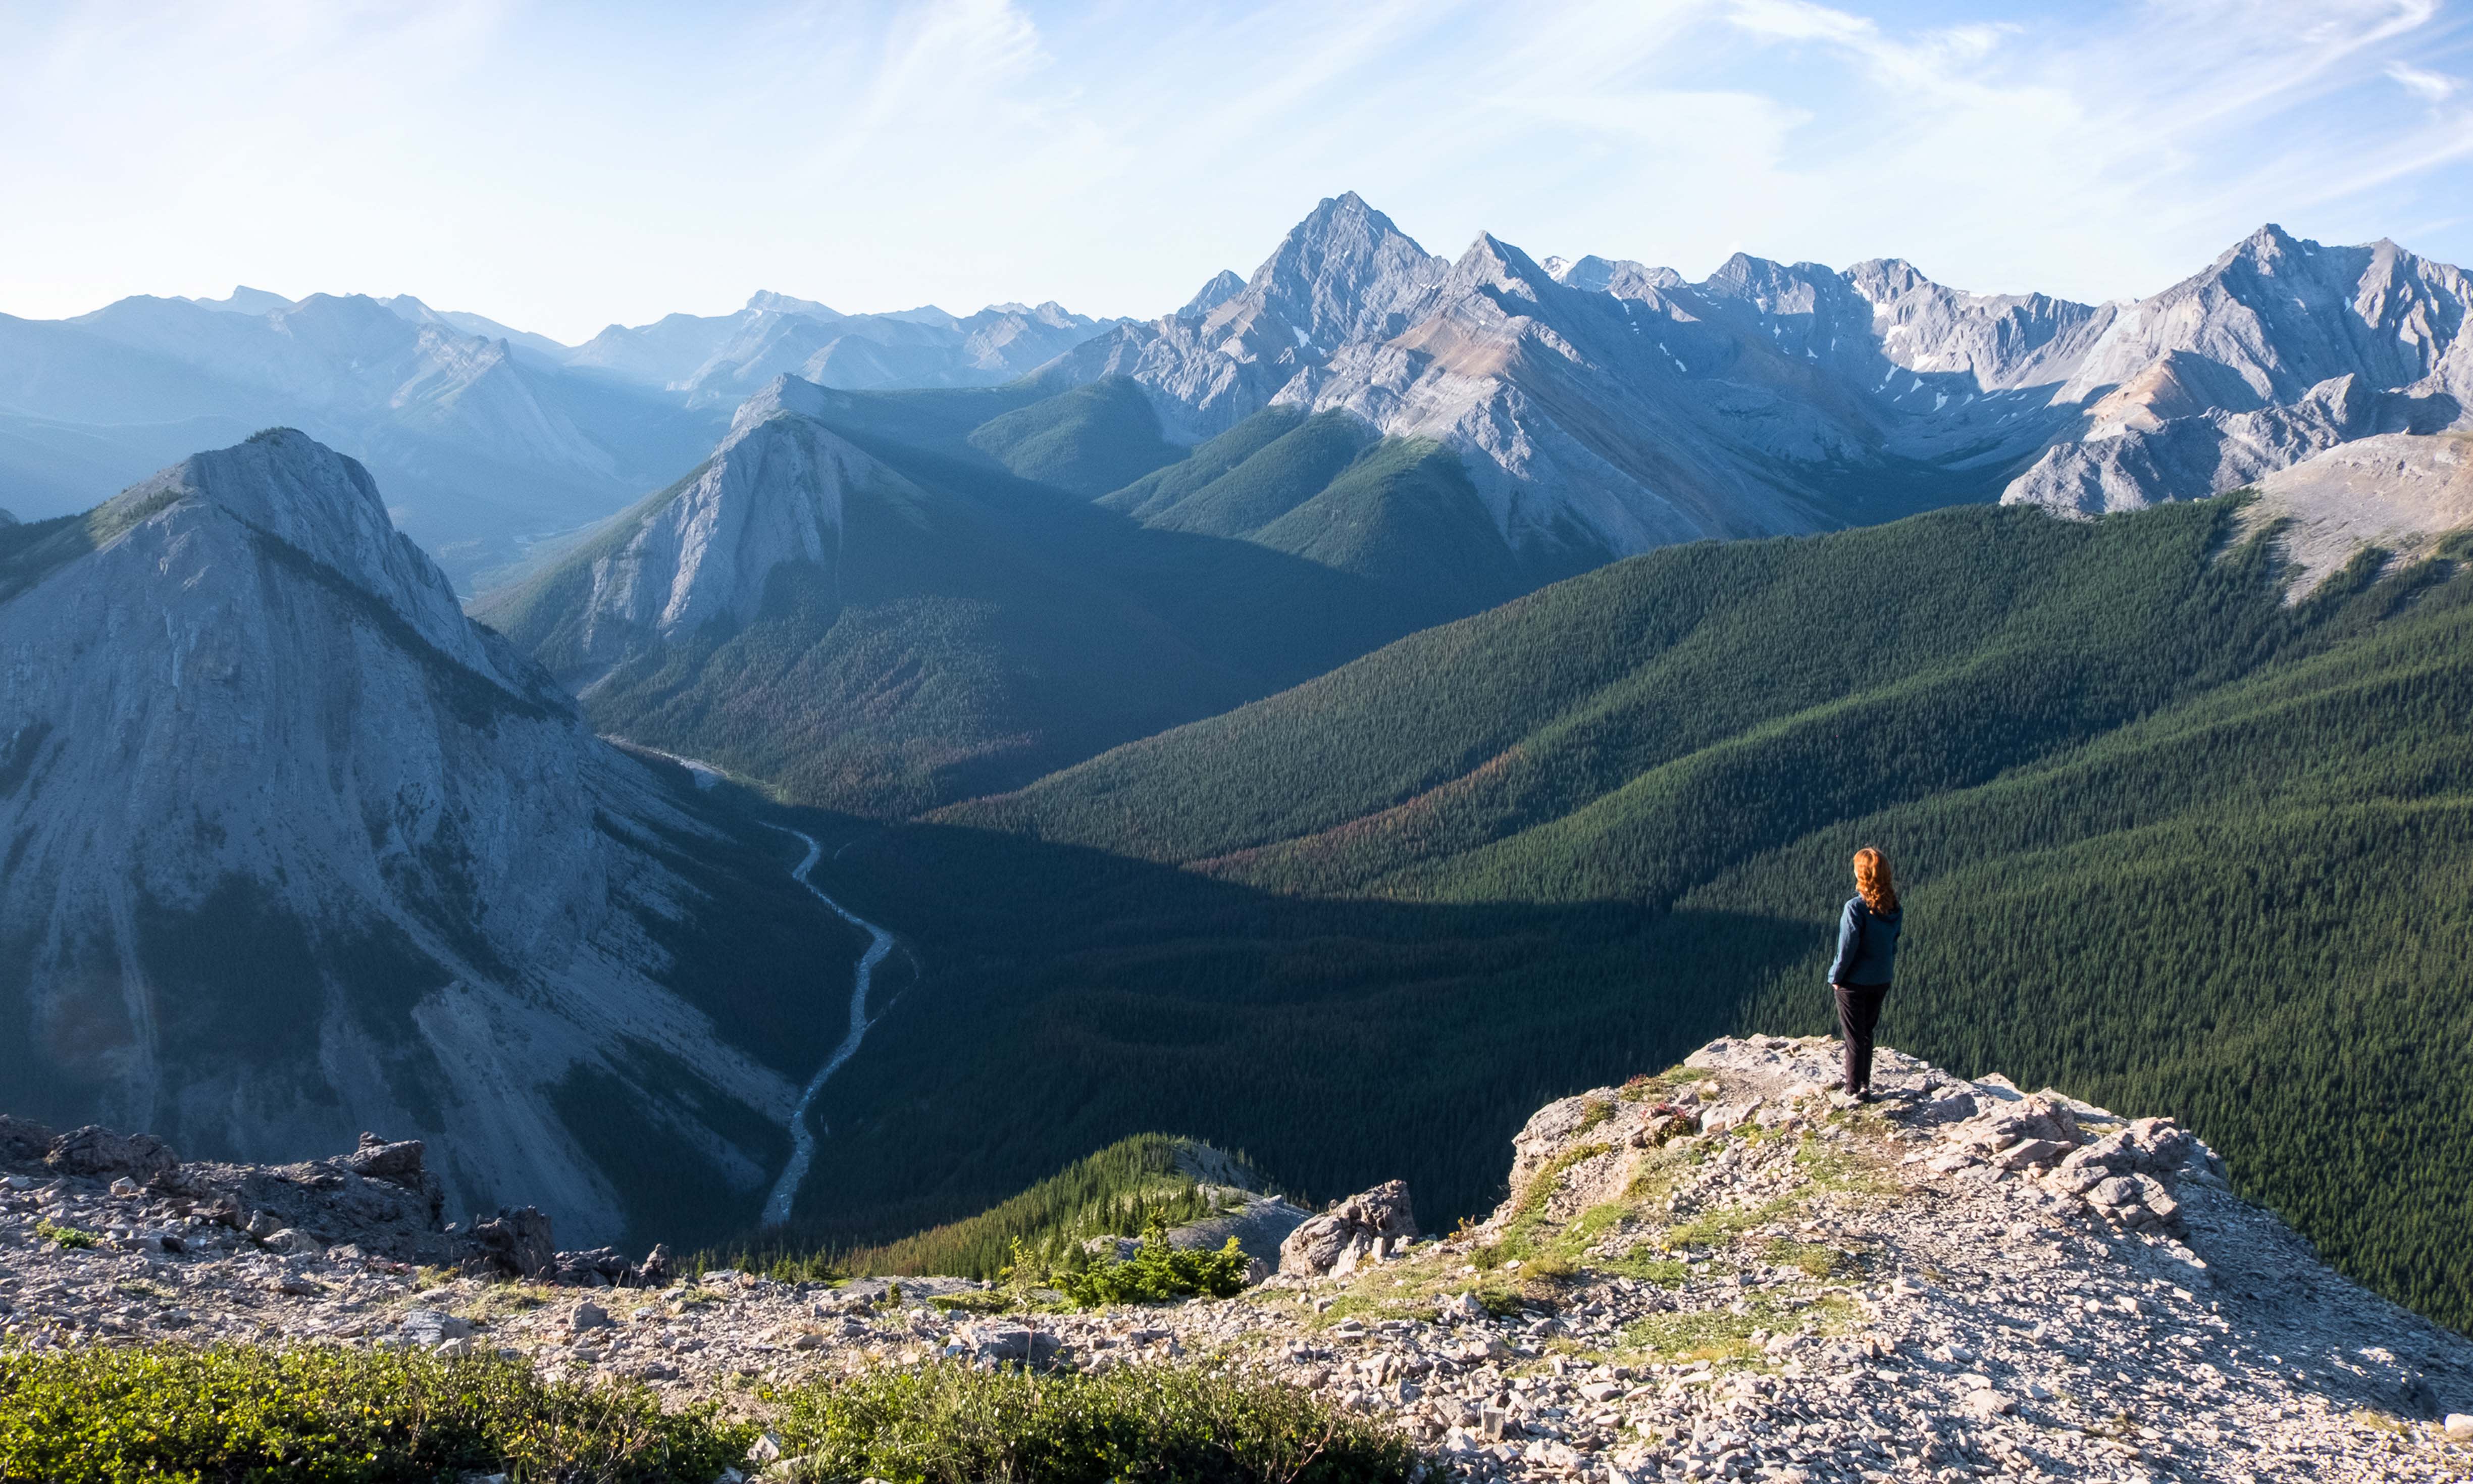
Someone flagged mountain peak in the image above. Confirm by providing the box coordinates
[1238,192,1447,347]
[104,429,495,675]
[545,407,899,655]
[745,290,842,320]
[1176,269,1246,321]
[1447,232,1556,299]
[2216,222,2309,271]
[1549,254,1682,298]
[182,284,296,316]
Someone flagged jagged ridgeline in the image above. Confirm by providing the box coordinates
[781,495,2473,1331]
[0,431,864,1253]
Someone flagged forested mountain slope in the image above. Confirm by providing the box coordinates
[782,497,2473,1329]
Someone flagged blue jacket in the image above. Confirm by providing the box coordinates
[1828,896,1900,987]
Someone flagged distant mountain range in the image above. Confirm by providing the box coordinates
[0,288,1122,591]
[1052,194,2471,574]
[565,293,1121,407]
[457,199,2468,812]
[7,194,2461,602]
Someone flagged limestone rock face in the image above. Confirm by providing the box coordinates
[0,430,819,1245]
[548,411,903,680]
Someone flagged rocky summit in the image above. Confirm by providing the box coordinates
[8,1036,2469,1483]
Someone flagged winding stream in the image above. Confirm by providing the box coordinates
[619,744,901,1227]
[758,823,897,1227]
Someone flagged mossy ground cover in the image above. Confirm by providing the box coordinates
[0,1345,751,1483]
[766,1357,1413,1483]
[0,1345,1408,1484]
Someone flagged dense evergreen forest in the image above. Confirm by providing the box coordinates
[749,497,2473,1332]
[701,1135,1274,1283]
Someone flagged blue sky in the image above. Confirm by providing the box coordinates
[4,0,2469,341]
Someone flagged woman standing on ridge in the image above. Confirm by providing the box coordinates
[1829,847,1902,1100]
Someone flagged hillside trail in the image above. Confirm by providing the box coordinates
[614,743,898,1226]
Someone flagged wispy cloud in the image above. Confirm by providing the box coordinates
[2389,60,2463,101]
[1,0,2469,337]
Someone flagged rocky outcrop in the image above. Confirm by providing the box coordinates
[1277,1180,1418,1277]
[2233,430,2473,593]
[43,1127,178,1184]
[7,1036,2472,1483]
[0,1118,664,1282]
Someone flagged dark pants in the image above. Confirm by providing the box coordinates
[1833,982,1890,1092]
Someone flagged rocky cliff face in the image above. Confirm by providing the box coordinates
[2000,227,2473,516]
[539,411,903,684]
[0,431,834,1245]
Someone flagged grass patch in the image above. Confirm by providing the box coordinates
[1619,1068,1702,1104]
[769,1357,1412,1483]
[1793,1133,1901,1199]
[1665,1194,1801,1250]
[1763,1239,1849,1280]
[460,1283,558,1325]
[0,1345,748,1483]
[34,1219,96,1250]
[1618,1291,1857,1367]
[1507,1142,1612,1232]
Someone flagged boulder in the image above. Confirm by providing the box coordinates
[45,1126,177,1183]
[467,1206,556,1280]
[0,1114,58,1165]
[340,1133,428,1187]
[964,1322,1063,1368]
[399,1308,475,1346]
[1278,1180,1417,1277]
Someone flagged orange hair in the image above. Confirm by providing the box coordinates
[1853,847,1898,914]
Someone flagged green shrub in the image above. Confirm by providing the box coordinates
[33,1219,97,1250]
[771,1356,1412,1483]
[0,1345,752,1483]
[1054,1216,1253,1307]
